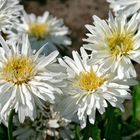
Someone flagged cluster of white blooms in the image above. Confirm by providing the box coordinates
[13,104,74,140]
[0,0,140,139]
[0,0,72,139]
[56,0,140,129]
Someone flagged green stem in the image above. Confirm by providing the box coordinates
[83,119,101,140]
[75,125,82,140]
[131,85,138,121]
[8,109,15,140]
[105,105,114,139]
[132,87,136,121]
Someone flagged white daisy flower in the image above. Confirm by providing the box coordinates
[83,13,140,79]
[0,34,65,124]
[0,0,22,32]
[13,104,74,140]
[6,10,71,55]
[57,47,136,128]
[107,0,140,17]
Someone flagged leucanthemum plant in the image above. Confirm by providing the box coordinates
[0,0,22,32]
[57,47,135,128]
[6,10,71,55]
[83,13,140,79]
[0,34,66,125]
[0,0,140,139]
[107,0,140,17]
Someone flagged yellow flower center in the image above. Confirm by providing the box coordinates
[107,33,134,60]
[2,55,35,85]
[75,70,105,92]
[29,23,48,39]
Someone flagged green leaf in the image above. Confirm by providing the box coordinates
[104,106,121,140]
[121,119,140,139]
[131,81,140,121]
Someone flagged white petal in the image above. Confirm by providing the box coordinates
[36,50,59,69]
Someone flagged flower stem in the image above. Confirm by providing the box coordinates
[8,109,15,140]
[83,119,101,140]
[105,105,114,139]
